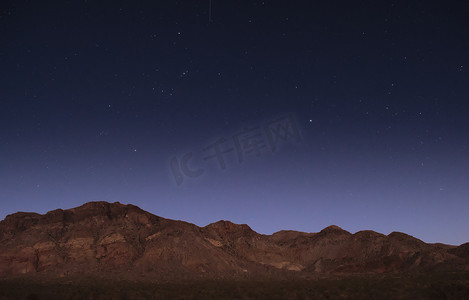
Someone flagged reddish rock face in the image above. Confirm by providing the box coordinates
[0,201,467,278]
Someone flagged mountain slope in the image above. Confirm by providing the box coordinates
[0,201,467,278]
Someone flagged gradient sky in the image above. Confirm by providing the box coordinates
[1,1,468,245]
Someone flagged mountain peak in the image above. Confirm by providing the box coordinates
[319,225,350,235]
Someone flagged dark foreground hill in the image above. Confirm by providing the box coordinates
[1,201,468,279]
[1,271,469,300]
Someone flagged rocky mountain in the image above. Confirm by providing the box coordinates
[0,201,467,279]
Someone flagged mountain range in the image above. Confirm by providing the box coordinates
[1,201,468,279]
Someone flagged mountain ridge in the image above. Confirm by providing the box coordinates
[0,201,467,279]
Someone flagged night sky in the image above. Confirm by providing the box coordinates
[1,1,468,245]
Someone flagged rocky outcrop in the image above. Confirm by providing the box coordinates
[0,201,467,278]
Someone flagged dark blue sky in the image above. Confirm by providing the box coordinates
[1,1,468,245]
